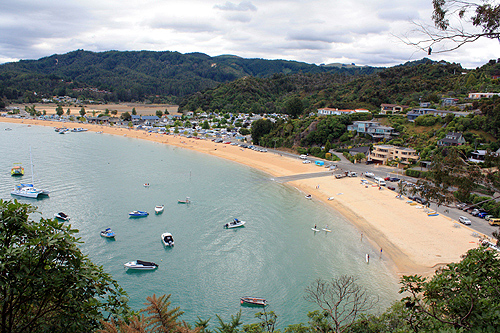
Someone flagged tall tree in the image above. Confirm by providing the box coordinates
[286,97,304,119]
[251,119,273,145]
[0,200,131,333]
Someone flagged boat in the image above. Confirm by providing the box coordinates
[71,127,88,132]
[311,227,320,232]
[100,228,116,238]
[54,212,70,221]
[240,297,267,307]
[224,218,246,229]
[155,205,164,214]
[10,148,49,198]
[11,163,24,176]
[129,210,149,217]
[161,232,174,247]
[178,197,190,204]
[123,260,158,270]
[305,194,312,199]
[144,183,150,187]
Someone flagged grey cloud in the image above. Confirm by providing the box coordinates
[287,31,352,44]
[214,1,257,11]
[223,13,252,23]
[147,19,218,33]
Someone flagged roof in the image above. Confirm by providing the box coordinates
[349,146,370,155]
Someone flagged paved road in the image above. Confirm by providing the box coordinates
[272,171,335,183]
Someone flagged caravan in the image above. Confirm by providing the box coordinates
[374,177,386,186]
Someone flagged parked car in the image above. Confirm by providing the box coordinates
[489,218,500,226]
[471,209,481,216]
[478,212,489,218]
[458,216,472,225]
[387,186,396,190]
[302,160,311,164]
[364,172,374,178]
[300,154,308,159]
[485,215,494,221]
[389,177,400,182]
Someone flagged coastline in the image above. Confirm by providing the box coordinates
[1,117,480,277]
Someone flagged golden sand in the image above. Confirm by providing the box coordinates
[1,117,481,277]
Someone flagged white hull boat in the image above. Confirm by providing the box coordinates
[54,212,70,221]
[161,232,174,247]
[124,260,158,270]
[155,205,164,214]
[224,218,246,229]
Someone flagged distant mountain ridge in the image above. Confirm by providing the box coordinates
[0,49,382,102]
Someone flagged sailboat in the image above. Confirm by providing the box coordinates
[11,148,50,199]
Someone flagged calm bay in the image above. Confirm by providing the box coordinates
[0,122,399,327]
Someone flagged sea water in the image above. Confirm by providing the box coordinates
[0,123,399,327]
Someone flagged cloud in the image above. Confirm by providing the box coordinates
[214,1,257,12]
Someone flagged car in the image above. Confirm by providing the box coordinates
[415,197,428,205]
[458,216,472,225]
[485,215,494,221]
[389,177,400,182]
[302,160,311,164]
[470,209,480,216]
[364,172,374,178]
[384,177,390,181]
[387,186,396,190]
[477,212,489,218]
[300,154,308,159]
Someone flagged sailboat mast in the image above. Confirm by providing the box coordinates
[30,147,35,185]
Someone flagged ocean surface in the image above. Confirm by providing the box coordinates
[0,122,399,327]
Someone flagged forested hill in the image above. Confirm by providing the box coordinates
[179,59,500,114]
[0,50,380,103]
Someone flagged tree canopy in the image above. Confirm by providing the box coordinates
[0,200,131,333]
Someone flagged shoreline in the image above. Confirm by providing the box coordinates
[1,117,480,277]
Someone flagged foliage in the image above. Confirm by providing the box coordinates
[285,97,304,118]
[0,200,131,333]
[251,119,274,145]
[400,248,500,331]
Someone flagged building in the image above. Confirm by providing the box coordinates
[437,132,466,146]
[379,104,408,114]
[441,98,458,106]
[317,108,371,116]
[469,150,487,163]
[348,146,371,160]
[370,145,419,165]
[347,121,397,139]
[468,92,500,99]
[406,108,468,121]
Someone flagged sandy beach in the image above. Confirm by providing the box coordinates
[1,117,481,277]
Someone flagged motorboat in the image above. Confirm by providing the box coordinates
[240,297,267,307]
[11,163,24,176]
[71,127,88,132]
[178,197,190,204]
[100,228,116,238]
[224,218,246,229]
[54,212,70,221]
[123,260,158,270]
[129,210,149,217]
[161,232,174,247]
[143,183,150,187]
[305,194,312,199]
[154,205,164,214]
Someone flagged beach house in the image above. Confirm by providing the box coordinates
[379,104,408,114]
[317,108,371,116]
[437,132,466,146]
[370,145,419,166]
[346,121,397,139]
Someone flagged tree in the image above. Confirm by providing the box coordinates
[400,247,500,331]
[66,108,71,115]
[408,0,500,53]
[202,120,210,130]
[79,107,86,117]
[251,119,273,145]
[0,200,131,333]
[56,105,64,116]
[132,107,137,115]
[304,276,378,333]
[121,111,131,121]
[285,97,304,118]
[156,110,163,118]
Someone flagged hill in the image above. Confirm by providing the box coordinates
[0,50,380,103]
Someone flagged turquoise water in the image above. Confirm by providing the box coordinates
[0,123,399,327]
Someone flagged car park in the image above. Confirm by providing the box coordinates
[458,216,472,225]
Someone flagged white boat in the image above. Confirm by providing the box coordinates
[124,260,158,270]
[54,212,70,221]
[10,148,49,199]
[129,210,149,218]
[224,218,246,229]
[155,205,164,214]
[305,194,312,199]
[161,232,174,247]
[144,183,150,187]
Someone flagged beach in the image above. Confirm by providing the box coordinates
[1,116,481,277]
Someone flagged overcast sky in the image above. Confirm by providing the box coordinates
[1,0,498,68]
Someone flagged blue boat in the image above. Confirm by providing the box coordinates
[129,210,149,218]
[100,228,116,238]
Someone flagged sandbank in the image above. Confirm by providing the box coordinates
[1,117,481,277]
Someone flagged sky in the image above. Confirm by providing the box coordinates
[1,0,499,68]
